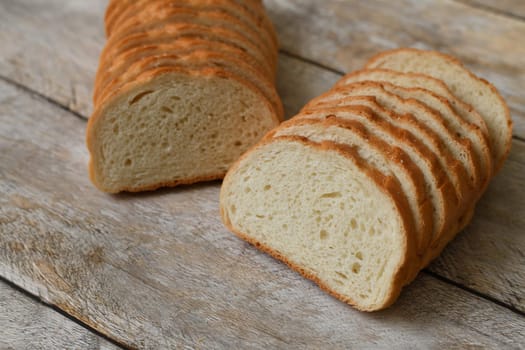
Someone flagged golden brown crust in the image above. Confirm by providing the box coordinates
[334,68,490,138]
[220,135,418,311]
[106,0,278,53]
[88,158,225,193]
[95,50,283,120]
[103,8,277,72]
[98,22,274,82]
[95,37,274,94]
[365,48,513,173]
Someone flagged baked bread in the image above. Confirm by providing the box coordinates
[221,135,418,311]
[365,48,512,172]
[88,0,281,193]
[220,49,511,311]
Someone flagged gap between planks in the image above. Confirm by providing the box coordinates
[452,0,525,22]
[0,275,130,350]
[1,53,523,319]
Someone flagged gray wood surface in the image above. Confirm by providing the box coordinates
[1,0,525,348]
[1,77,525,348]
[0,280,120,350]
[460,0,525,18]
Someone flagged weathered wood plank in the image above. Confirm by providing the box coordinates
[459,0,525,18]
[0,280,121,350]
[2,79,525,348]
[0,0,106,117]
[428,140,525,311]
[265,0,525,138]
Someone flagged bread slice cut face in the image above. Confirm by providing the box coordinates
[220,136,417,311]
[87,67,278,193]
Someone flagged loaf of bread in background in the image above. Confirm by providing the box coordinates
[87,0,282,193]
[220,48,512,311]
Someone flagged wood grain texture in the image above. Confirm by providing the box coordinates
[265,0,525,138]
[1,78,525,348]
[0,281,120,350]
[459,0,525,18]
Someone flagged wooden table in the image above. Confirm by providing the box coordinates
[1,0,524,348]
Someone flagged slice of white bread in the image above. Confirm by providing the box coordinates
[365,48,512,172]
[335,69,489,138]
[273,111,430,256]
[87,67,279,193]
[220,136,418,311]
[299,100,459,251]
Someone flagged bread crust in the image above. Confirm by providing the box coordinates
[335,68,490,138]
[220,135,418,311]
[364,48,512,173]
[103,8,277,72]
[95,50,283,120]
[99,22,274,81]
[106,0,278,53]
[95,37,274,94]
[335,70,493,193]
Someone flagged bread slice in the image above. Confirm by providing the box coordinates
[99,22,274,79]
[106,0,278,54]
[335,69,489,138]
[273,112,429,256]
[298,100,458,251]
[365,48,512,172]
[220,136,417,311]
[94,37,275,99]
[94,50,284,120]
[303,82,478,205]
[87,66,279,193]
[104,8,277,71]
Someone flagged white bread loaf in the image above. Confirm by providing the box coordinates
[220,49,511,311]
[88,0,281,192]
